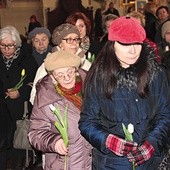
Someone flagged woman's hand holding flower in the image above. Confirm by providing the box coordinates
[106,134,137,156]
[5,69,26,99]
[6,88,20,99]
[55,139,68,155]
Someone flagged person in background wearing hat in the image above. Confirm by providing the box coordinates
[28,50,92,170]
[157,21,170,69]
[157,21,170,68]
[28,27,52,66]
[28,15,41,33]
[157,21,170,56]
[29,23,91,105]
[79,16,170,170]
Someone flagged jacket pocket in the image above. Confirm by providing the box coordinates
[104,156,131,170]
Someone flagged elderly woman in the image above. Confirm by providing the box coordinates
[28,50,92,170]
[0,25,38,169]
[30,23,91,105]
[28,27,52,66]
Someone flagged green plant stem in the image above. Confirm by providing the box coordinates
[51,105,68,169]
[122,123,135,170]
[132,162,135,170]
[64,155,67,170]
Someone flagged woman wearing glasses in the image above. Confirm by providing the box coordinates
[30,23,91,104]
[0,26,38,169]
[66,12,101,57]
[28,51,92,170]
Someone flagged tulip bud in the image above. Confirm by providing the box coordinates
[128,123,134,134]
[87,52,91,61]
[21,69,25,76]
[49,104,55,112]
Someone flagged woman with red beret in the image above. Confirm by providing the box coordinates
[79,16,170,170]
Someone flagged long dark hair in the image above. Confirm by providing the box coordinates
[84,41,156,99]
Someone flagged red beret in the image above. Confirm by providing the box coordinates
[108,16,146,44]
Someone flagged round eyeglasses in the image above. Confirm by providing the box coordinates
[55,67,76,81]
[62,38,81,44]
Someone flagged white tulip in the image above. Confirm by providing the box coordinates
[128,123,134,134]
[49,104,55,112]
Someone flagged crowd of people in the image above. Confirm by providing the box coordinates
[0,2,170,170]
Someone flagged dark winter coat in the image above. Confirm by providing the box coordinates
[32,45,52,66]
[0,43,38,133]
[104,8,120,17]
[79,50,170,170]
[0,80,13,151]
[145,12,157,42]
[28,69,92,170]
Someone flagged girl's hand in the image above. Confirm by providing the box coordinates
[55,139,68,155]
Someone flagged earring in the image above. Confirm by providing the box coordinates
[76,71,79,76]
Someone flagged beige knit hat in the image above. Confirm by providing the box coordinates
[52,23,80,45]
[162,21,170,38]
[44,51,81,71]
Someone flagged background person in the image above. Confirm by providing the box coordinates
[28,27,52,66]
[79,16,170,170]
[104,2,120,17]
[28,15,41,33]
[157,21,170,91]
[99,14,118,50]
[144,2,157,42]
[66,12,100,57]
[155,6,170,43]
[28,50,92,170]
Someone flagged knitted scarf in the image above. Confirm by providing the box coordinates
[55,76,82,111]
[80,36,90,54]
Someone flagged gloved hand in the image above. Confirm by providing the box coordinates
[106,134,138,156]
[127,141,154,166]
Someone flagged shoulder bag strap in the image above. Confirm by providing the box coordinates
[23,101,28,118]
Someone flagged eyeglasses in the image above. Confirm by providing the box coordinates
[0,44,16,49]
[55,67,76,81]
[62,38,81,44]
